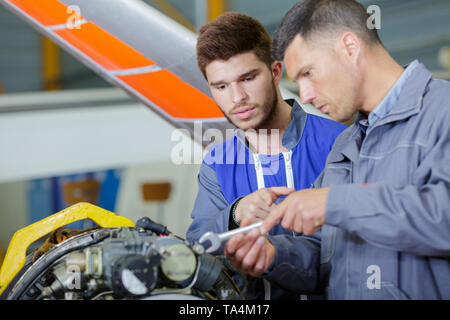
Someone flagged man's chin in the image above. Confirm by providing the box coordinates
[229,117,257,131]
[236,122,256,131]
[331,111,354,123]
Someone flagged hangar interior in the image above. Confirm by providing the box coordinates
[0,0,450,270]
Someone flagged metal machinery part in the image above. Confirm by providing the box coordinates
[0,221,247,300]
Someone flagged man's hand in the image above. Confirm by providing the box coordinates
[261,188,329,235]
[234,187,295,224]
[224,218,276,277]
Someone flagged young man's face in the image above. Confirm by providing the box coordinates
[284,34,361,122]
[205,51,279,131]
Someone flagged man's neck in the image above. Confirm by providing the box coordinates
[245,95,292,155]
[359,48,405,115]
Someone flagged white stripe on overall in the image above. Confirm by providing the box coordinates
[253,151,308,300]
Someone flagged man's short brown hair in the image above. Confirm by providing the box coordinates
[196,12,275,79]
[272,0,382,61]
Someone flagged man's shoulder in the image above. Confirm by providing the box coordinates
[412,77,450,132]
[425,78,450,111]
[410,78,450,143]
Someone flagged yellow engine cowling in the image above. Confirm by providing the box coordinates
[0,202,134,295]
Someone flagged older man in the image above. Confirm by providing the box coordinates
[225,0,450,299]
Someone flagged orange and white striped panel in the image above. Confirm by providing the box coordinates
[1,0,226,126]
[7,0,81,26]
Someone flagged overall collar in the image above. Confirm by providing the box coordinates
[334,61,433,163]
[368,60,432,129]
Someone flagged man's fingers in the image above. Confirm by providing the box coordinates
[254,198,272,214]
[302,217,323,235]
[252,237,267,276]
[235,230,259,262]
[258,187,295,208]
[280,208,295,231]
[240,217,255,227]
[241,236,265,274]
[293,214,303,234]
[224,233,244,256]
[254,211,269,220]
[259,189,275,206]
[260,198,289,234]
[268,186,296,197]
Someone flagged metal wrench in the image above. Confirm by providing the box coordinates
[198,221,263,253]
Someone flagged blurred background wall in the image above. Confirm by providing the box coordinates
[1,0,449,263]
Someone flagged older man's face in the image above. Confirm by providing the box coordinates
[284,34,361,122]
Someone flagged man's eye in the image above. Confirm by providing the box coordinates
[244,76,255,82]
[303,70,311,77]
[215,85,227,90]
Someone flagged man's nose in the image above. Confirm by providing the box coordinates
[298,83,316,105]
[230,83,248,104]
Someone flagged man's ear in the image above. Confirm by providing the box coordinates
[340,32,361,63]
[271,61,284,85]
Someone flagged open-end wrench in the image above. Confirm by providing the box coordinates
[198,221,263,253]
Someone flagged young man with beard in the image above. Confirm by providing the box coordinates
[225,0,450,299]
[185,12,346,299]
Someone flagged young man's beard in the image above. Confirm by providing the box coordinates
[254,82,278,131]
[224,82,279,131]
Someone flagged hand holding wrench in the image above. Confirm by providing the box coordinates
[198,221,263,253]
